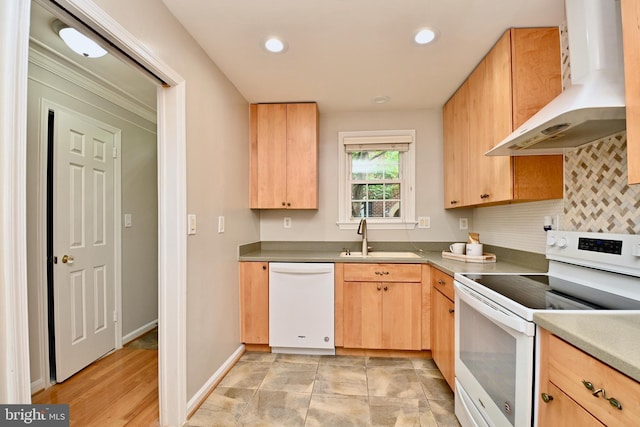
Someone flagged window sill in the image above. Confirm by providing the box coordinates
[337,221,417,230]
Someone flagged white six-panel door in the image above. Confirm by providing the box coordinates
[53,108,116,382]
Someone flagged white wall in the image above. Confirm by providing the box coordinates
[260,109,472,244]
[26,56,159,390]
[92,0,259,400]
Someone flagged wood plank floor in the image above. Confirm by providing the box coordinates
[32,347,159,426]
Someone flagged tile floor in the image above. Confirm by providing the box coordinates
[186,352,460,427]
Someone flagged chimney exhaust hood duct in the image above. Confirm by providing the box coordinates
[487,0,625,156]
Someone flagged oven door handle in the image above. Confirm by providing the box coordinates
[455,282,535,336]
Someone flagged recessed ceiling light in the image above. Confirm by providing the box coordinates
[414,28,438,45]
[372,96,390,104]
[52,19,107,58]
[264,37,287,53]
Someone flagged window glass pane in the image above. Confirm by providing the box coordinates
[368,201,384,218]
[387,183,400,199]
[348,148,403,220]
[386,201,401,217]
[367,184,384,200]
[351,151,400,180]
[351,184,366,199]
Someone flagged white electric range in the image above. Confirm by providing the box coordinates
[453,230,640,427]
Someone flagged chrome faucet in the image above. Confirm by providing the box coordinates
[357,218,368,255]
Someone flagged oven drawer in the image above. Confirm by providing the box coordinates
[432,268,454,300]
[342,263,421,282]
[547,333,640,426]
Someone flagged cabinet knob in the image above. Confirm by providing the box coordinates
[450,200,458,205]
[262,265,267,270]
[437,279,446,285]
[480,193,490,199]
[541,393,554,403]
[383,286,388,291]
[287,202,291,207]
[282,202,286,206]
[448,308,455,314]
[377,284,382,291]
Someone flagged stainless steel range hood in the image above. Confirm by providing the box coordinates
[487,0,625,156]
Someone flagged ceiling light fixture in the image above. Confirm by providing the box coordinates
[414,28,438,45]
[52,19,107,58]
[264,37,287,54]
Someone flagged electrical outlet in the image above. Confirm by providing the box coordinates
[218,216,225,233]
[459,218,468,230]
[418,216,431,228]
[284,217,292,228]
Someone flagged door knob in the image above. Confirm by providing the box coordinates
[62,255,74,264]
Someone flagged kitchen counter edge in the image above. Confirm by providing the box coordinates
[238,249,546,276]
[534,312,640,383]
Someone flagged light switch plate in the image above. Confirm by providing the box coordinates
[218,216,225,233]
[124,213,132,228]
[418,216,431,228]
[188,214,197,235]
[459,218,468,230]
[284,217,292,228]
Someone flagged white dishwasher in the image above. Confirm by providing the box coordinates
[269,262,335,355]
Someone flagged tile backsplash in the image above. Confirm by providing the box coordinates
[564,132,640,234]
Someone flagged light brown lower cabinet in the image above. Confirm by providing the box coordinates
[341,263,422,350]
[239,261,269,344]
[431,270,455,390]
[538,328,640,426]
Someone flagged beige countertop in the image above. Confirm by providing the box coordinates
[238,248,546,276]
[534,312,640,383]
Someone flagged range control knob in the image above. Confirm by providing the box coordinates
[546,236,556,246]
[557,237,568,248]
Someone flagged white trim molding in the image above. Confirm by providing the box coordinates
[6,0,188,425]
[0,0,33,403]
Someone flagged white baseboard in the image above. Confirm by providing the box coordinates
[122,319,158,345]
[187,344,245,415]
[31,378,46,395]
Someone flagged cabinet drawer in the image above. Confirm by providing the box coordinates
[431,268,454,301]
[547,334,640,426]
[343,263,421,283]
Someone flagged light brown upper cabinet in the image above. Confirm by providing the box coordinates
[443,28,564,208]
[621,0,640,185]
[250,102,319,209]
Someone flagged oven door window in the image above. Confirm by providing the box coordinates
[456,290,535,427]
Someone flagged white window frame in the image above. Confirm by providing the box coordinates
[337,129,416,230]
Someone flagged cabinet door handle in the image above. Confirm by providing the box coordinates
[448,308,455,314]
[480,193,490,199]
[377,284,382,291]
[437,279,446,285]
[582,380,595,391]
[607,397,622,410]
[541,393,554,403]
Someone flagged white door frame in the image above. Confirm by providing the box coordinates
[1,1,188,426]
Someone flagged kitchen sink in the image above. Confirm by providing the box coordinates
[339,251,421,259]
